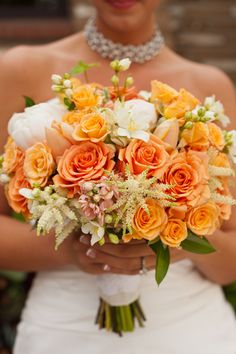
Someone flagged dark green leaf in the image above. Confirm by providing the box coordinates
[12,212,25,222]
[223,282,236,310]
[70,61,99,75]
[64,97,75,111]
[150,240,170,285]
[24,95,35,108]
[181,230,216,254]
[148,236,159,246]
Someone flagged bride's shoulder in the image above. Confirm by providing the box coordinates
[0,32,84,83]
[0,44,53,101]
[169,51,235,116]
[0,43,53,79]
[188,60,236,116]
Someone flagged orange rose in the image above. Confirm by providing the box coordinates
[129,198,168,241]
[168,205,187,220]
[53,142,115,197]
[24,143,55,187]
[72,112,109,143]
[6,167,30,217]
[118,134,170,178]
[208,122,225,150]
[109,86,139,101]
[187,201,220,236]
[179,122,209,151]
[72,85,99,110]
[160,218,188,247]
[164,89,200,120]
[3,137,24,174]
[161,150,210,207]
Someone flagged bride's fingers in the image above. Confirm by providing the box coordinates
[84,248,156,271]
[92,241,154,258]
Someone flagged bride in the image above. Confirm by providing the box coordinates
[0,0,236,353]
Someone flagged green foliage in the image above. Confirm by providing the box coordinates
[23,95,35,108]
[150,240,170,285]
[64,97,75,111]
[70,61,99,75]
[181,230,216,254]
[12,212,25,222]
[223,282,236,311]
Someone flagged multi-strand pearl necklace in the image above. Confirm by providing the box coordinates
[84,17,165,64]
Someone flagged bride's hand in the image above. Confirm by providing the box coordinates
[73,235,187,275]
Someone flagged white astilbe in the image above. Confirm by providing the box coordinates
[22,186,81,249]
[211,192,236,206]
[106,167,176,234]
[208,165,235,177]
[209,177,224,192]
[207,147,236,206]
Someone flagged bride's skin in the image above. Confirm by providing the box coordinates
[0,0,236,284]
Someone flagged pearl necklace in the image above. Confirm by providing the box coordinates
[84,18,165,64]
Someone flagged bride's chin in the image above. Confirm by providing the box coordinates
[93,0,151,33]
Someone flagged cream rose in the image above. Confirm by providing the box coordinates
[8,99,66,150]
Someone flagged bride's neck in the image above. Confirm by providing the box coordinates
[95,16,157,45]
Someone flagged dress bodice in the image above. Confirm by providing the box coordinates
[14,260,236,354]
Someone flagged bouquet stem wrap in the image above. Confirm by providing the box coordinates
[96,274,146,334]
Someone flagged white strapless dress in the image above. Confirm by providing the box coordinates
[14,260,236,354]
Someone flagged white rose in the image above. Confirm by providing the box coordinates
[8,99,66,150]
[114,99,157,142]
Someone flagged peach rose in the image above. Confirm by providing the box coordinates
[24,143,55,187]
[72,112,109,143]
[153,118,179,150]
[130,198,168,241]
[211,152,231,169]
[187,201,220,236]
[151,81,178,104]
[160,218,188,247]
[179,122,210,151]
[53,142,115,197]
[118,134,170,178]
[62,111,85,126]
[208,122,225,150]
[72,85,99,110]
[6,167,30,217]
[3,137,24,174]
[161,150,210,207]
[164,89,200,119]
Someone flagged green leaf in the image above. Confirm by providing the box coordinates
[181,230,216,254]
[63,97,75,111]
[70,61,99,75]
[148,236,159,246]
[12,212,25,222]
[223,282,236,310]
[24,95,35,108]
[150,240,170,285]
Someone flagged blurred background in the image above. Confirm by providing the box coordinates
[0,1,236,353]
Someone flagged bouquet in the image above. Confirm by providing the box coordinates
[1,58,236,335]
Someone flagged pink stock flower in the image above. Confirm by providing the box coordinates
[78,179,119,225]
